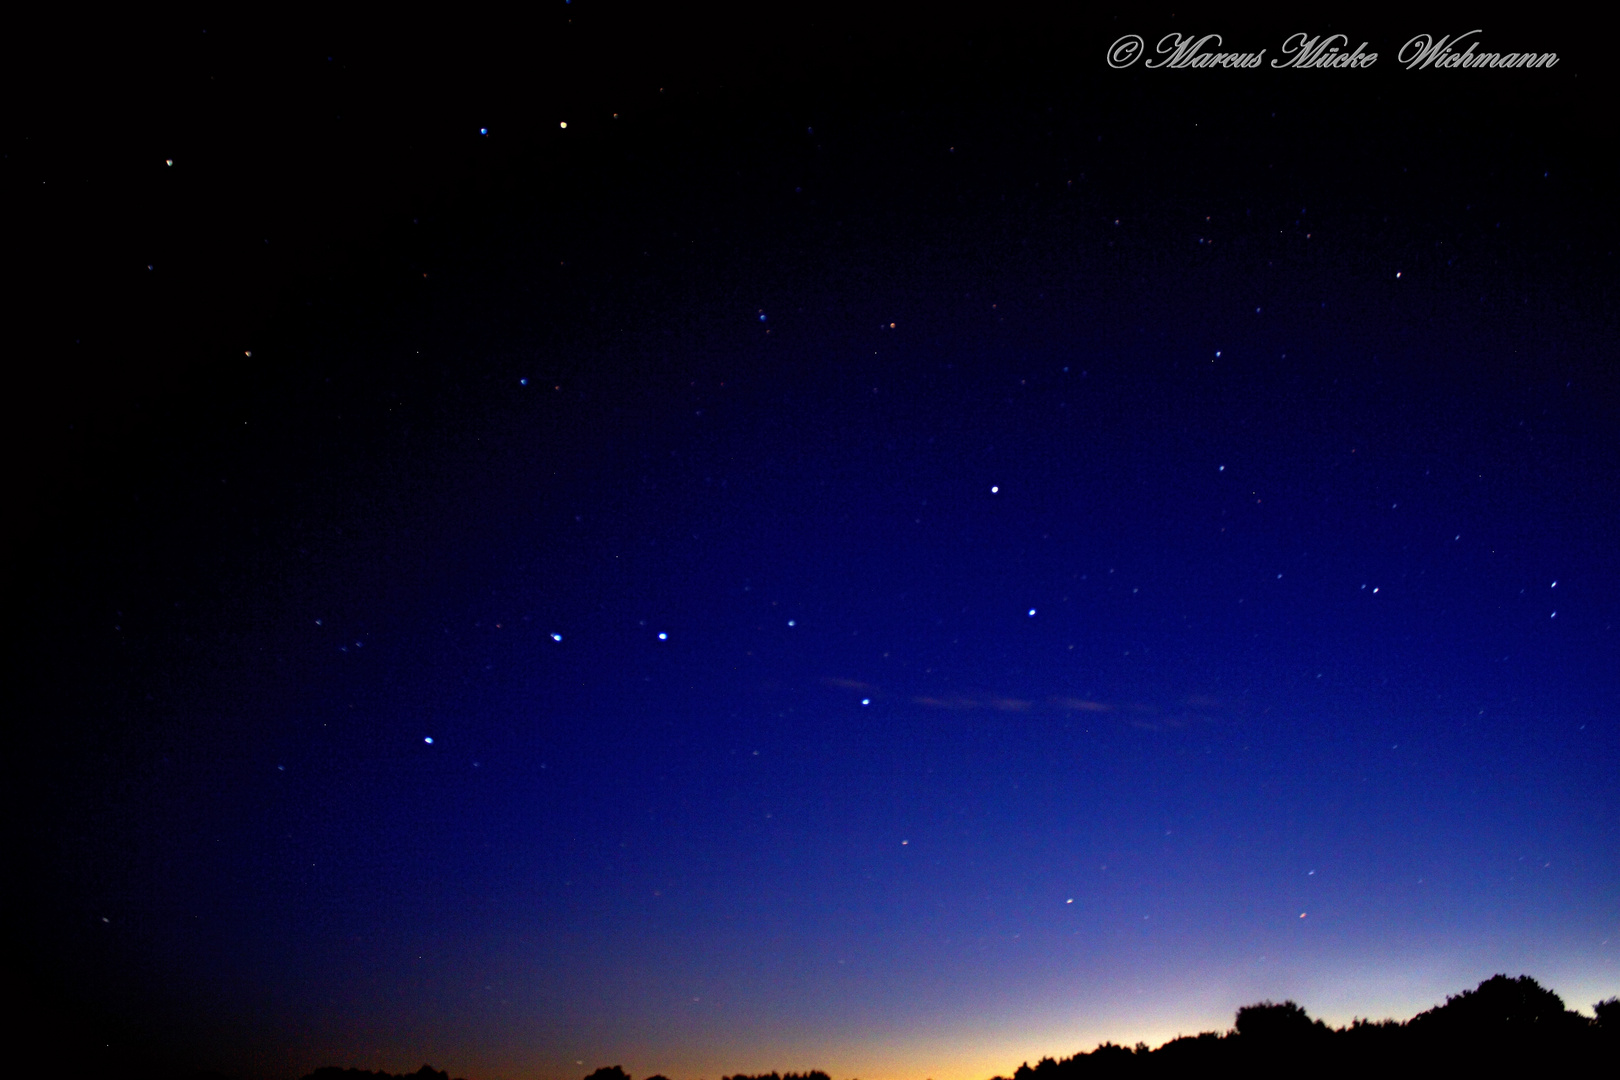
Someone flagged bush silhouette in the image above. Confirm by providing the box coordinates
[1233,999,1327,1043]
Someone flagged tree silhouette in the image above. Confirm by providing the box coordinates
[1407,973,1590,1067]
[1593,996,1619,1060]
[1410,973,1573,1032]
[1233,999,1327,1042]
[1230,999,1332,1069]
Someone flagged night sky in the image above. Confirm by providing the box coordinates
[8,10,1617,1080]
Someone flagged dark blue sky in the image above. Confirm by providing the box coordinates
[9,11,1617,1080]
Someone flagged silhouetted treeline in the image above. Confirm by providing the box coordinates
[302,975,1616,1080]
[995,975,1616,1076]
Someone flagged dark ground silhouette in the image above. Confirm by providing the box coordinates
[301,1067,468,1080]
[278,975,1620,1080]
[303,975,1607,1080]
[10,970,1608,1079]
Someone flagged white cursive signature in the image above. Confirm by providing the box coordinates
[1271,33,1377,69]
[1398,30,1559,69]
